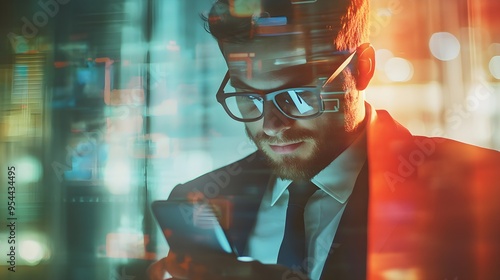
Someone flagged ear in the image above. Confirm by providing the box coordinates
[356,43,376,91]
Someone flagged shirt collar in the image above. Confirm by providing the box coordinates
[270,104,377,205]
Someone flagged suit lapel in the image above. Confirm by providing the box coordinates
[222,154,272,255]
[320,161,369,280]
[227,188,268,255]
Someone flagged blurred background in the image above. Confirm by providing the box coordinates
[0,0,499,279]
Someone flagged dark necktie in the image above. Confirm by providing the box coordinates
[277,181,318,270]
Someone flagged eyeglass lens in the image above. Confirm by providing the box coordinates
[223,89,321,120]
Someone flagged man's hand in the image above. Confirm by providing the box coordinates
[147,251,310,280]
[147,251,189,280]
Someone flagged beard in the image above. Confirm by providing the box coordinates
[246,126,339,181]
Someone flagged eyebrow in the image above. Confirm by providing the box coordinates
[229,76,318,93]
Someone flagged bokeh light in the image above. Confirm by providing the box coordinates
[19,239,46,265]
[384,57,414,82]
[429,32,461,61]
[375,49,394,71]
[15,156,42,184]
[488,56,500,79]
[104,161,132,194]
[377,8,393,19]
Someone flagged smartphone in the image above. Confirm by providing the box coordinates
[151,199,237,257]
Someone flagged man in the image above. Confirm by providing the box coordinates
[149,0,500,279]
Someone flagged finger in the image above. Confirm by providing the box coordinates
[165,252,190,279]
[147,252,189,280]
[147,256,169,280]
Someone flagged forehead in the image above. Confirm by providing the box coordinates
[222,37,347,91]
[226,66,309,91]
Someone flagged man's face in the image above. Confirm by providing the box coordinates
[220,33,370,180]
[240,69,363,181]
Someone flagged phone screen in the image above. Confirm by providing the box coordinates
[151,199,236,257]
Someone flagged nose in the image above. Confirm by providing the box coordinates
[262,101,294,137]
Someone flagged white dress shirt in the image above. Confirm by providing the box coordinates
[244,120,369,280]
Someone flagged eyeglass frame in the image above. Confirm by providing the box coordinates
[216,49,357,122]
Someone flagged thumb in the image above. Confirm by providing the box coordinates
[147,253,189,280]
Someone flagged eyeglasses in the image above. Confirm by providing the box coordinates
[216,50,356,122]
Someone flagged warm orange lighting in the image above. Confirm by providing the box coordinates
[105,233,155,260]
[54,61,69,68]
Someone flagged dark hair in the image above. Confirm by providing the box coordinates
[202,0,370,50]
[201,0,253,43]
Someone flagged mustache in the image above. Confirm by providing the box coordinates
[246,128,314,144]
